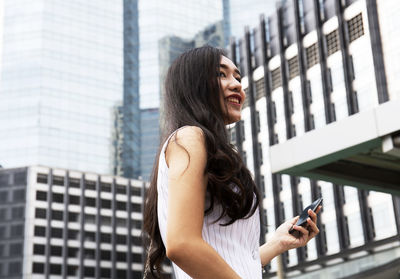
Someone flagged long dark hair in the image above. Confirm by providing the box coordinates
[142,46,260,278]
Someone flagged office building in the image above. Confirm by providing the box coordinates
[0,166,146,278]
[137,0,223,180]
[228,0,400,277]
[0,0,124,176]
[223,0,276,45]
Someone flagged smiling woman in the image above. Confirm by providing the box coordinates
[143,46,321,279]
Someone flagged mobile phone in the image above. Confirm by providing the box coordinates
[289,198,323,234]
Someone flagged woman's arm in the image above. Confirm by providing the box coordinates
[259,207,321,266]
[165,126,241,279]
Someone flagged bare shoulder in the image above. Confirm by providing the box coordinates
[166,126,206,170]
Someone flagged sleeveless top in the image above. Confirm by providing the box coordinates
[157,127,262,279]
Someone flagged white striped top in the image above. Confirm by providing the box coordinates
[157,128,262,279]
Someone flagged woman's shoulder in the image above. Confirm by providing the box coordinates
[165,126,207,168]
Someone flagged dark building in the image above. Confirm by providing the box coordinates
[0,166,146,278]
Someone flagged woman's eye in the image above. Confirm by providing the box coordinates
[219,72,226,77]
[236,77,242,82]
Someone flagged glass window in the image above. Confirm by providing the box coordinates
[33,244,45,255]
[32,262,45,274]
[35,208,46,219]
[12,207,24,219]
[34,226,46,237]
[36,191,47,201]
[13,189,25,202]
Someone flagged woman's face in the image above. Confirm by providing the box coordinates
[218,56,245,125]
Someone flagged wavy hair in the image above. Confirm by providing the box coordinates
[142,46,260,278]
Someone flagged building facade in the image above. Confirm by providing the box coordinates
[0,0,124,176]
[228,0,400,277]
[137,0,223,180]
[0,166,146,279]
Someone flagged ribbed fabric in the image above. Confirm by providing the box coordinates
[157,128,262,279]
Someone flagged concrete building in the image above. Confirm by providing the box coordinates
[0,166,146,278]
[228,0,400,277]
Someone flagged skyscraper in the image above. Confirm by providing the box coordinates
[137,0,223,180]
[0,0,123,175]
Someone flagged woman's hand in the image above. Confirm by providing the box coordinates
[259,206,321,266]
[273,206,322,253]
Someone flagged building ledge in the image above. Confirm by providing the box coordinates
[269,99,400,195]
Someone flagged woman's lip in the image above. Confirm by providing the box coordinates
[227,100,241,107]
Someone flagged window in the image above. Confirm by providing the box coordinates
[35,208,46,219]
[68,247,79,258]
[84,249,95,259]
[69,195,80,205]
[116,201,126,211]
[36,173,48,184]
[12,207,24,219]
[0,191,8,202]
[85,197,96,207]
[288,56,299,79]
[36,191,47,201]
[33,244,45,255]
[101,216,111,226]
[116,218,126,228]
[255,78,265,100]
[50,246,62,257]
[101,250,111,260]
[85,231,95,242]
[101,199,111,209]
[348,13,364,42]
[306,43,319,68]
[52,193,64,203]
[0,226,7,238]
[69,178,80,188]
[68,212,79,223]
[9,243,22,256]
[101,233,111,243]
[68,229,79,240]
[101,182,111,192]
[258,143,263,165]
[85,214,96,224]
[116,251,126,261]
[0,208,8,220]
[32,262,45,274]
[256,111,261,133]
[271,67,282,90]
[13,172,26,185]
[67,265,78,276]
[131,186,141,196]
[116,234,126,245]
[52,210,63,221]
[101,268,111,277]
[132,253,142,262]
[0,174,10,186]
[11,224,23,237]
[34,226,46,237]
[51,228,63,239]
[116,184,126,194]
[50,264,62,275]
[9,261,21,275]
[52,176,64,186]
[131,203,141,212]
[85,180,96,191]
[326,29,339,56]
[132,236,141,246]
[84,267,95,277]
[117,269,126,278]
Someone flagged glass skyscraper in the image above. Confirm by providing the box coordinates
[137,0,223,180]
[0,0,123,175]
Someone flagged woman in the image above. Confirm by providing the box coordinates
[143,46,321,279]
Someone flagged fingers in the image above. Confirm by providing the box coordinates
[306,217,320,238]
[308,208,317,223]
[292,225,309,236]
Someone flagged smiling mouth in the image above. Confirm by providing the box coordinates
[227,96,241,105]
